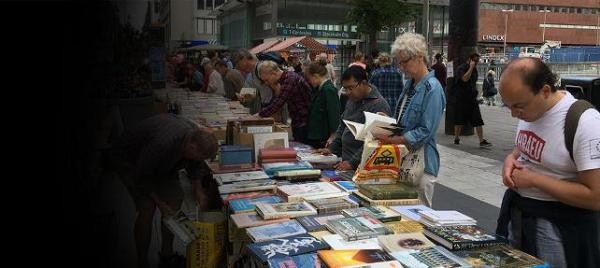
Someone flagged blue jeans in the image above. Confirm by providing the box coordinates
[508,218,566,268]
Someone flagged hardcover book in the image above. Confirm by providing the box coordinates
[418,210,477,227]
[308,196,359,214]
[453,245,548,268]
[277,182,344,202]
[217,179,277,194]
[322,234,382,250]
[229,195,282,214]
[267,253,324,268]
[255,201,318,220]
[357,183,419,200]
[246,220,307,242]
[220,191,274,206]
[383,220,424,234]
[325,215,393,241]
[341,206,402,223]
[317,249,398,268]
[378,233,436,253]
[297,213,347,232]
[214,170,270,185]
[230,212,290,229]
[333,180,358,193]
[390,246,471,268]
[422,225,506,250]
[247,234,329,263]
[351,191,422,207]
[262,161,314,176]
[389,205,435,222]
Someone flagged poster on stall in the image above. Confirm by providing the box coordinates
[446,61,454,78]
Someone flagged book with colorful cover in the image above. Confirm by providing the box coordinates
[297,213,347,232]
[325,215,393,241]
[213,170,270,185]
[389,205,435,222]
[357,183,419,200]
[378,233,436,253]
[246,220,307,242]
[308,196,359,214]
[383,220,424,234]
[341,206,402,223]
[262,161,313,176]
[220,191,274,205]
[229,195,282,213]
[453,245,548,268]
[230,211,290,229]
[317,249,398,268]
[423,225,506,250]
[247,234,329,264]
[333,180,358,193]
[255,201,318,220]
[267,253,324,268]
[351,191,422,207]
[322,234,382,250]
[390,246,471,268]
[217,179,277,194]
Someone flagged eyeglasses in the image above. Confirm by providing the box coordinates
[398,56,413,65]
[342,82,360,91]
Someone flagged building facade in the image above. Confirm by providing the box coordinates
[479,0,599,57]
[158,0,223,52]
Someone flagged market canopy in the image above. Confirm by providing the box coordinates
[264,36,334,54]
[180,44,228,51]
[249,40,281,54]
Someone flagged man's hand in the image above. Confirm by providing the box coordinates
[325,135,336,148]
[334,161,353,171]
[502,153,522,188]
[239,93,256,104]
[511,167,538,189]
[314,148,332,155]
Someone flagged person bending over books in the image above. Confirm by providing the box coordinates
[371,33,446,207]
[303,59,341,149]
[317,66,391,171]
[496,57,600,268]
[109,114,219,268]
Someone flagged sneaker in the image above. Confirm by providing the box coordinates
[454,138,460,145]
[480,139,492,148]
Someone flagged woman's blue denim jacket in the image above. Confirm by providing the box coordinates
[395,71,446,176]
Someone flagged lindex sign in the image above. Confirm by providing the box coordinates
[482,34,505,42]
[277,27,358,39]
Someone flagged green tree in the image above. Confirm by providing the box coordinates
[347,0,419,53]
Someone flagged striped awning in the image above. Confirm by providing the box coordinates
[264,36,334,54]
[249,40,281,54]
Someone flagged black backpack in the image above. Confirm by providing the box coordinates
[564,99,597,161]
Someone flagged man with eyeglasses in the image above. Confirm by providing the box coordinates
[318,66,391,170]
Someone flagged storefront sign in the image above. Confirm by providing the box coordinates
[277,27,358,39]
[482,34,505,42]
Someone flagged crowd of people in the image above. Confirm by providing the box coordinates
[118,33,598,268]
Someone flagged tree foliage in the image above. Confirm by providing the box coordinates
[347,0,419,52]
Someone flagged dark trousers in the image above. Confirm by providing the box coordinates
[292,125,308,144]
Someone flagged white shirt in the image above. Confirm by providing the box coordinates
[515,92,600,201]
[207,70,225,97]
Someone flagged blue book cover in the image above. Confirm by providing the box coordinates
[333,180,357,192]
[248,234,329,263]
[262,161,313,175]
[267,253,323,268]
[229,195,282,213]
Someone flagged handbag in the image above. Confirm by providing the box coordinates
[396,90,425,186]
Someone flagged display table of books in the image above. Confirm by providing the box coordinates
[198,144,549,268]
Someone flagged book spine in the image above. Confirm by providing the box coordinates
[369,199,421,206]
[453,240,506,250]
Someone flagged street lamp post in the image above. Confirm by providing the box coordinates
[539,9,551,43]
[502,9,514,59]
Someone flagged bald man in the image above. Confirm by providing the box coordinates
[496,57,600,268]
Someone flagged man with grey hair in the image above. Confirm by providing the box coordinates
[369,52,404,111]
[232,49,274,114]
[256,60,311,143]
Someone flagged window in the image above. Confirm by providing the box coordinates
[316,24,323,30]
[197,0,204,10]
[335,25,341,31]
[522,5,529,11]
[197,18,217,34]
[515,5,521,11]
[307,24,314,30]
[215,0,225,7]
[263,22,271,30]
[206,19,213,34]
[351,25,357,32]
[561,8,568,13]
[577,8,582,14]
[197,19,205,33]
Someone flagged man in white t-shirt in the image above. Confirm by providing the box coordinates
[497,57,600,268]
